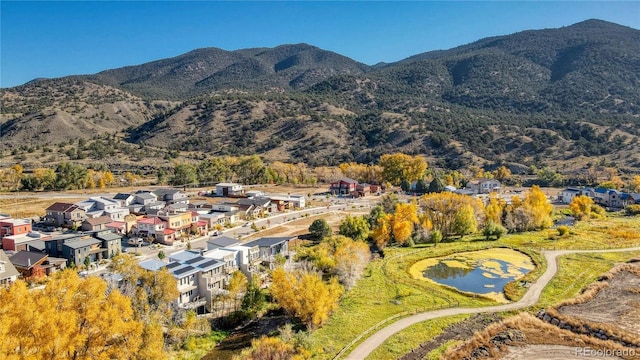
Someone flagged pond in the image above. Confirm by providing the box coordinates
[409,248,534,302]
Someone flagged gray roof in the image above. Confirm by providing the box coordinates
[207,236,239,248]
[113,193,132,200]
[153,188,182,196]
[139,259,168,272]
[0,250,20,280]
[94,232,122,242]
[9,251,47,269]
[135,193,156,200]
[26,240,46,252]
[63,238,102,249]
[236,197,271,207]
[169,250,200,263]
[244,236,295,248]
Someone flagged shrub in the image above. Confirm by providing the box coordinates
[483,220,507,240]
[557,225,570,236]
[626,204,640,216]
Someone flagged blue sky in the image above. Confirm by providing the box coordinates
[1,1,639,88]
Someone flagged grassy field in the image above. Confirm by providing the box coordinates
[365,314,470,360]
[306,214,640,359]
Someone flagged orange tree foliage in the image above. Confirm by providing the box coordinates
[0,270,143,360]
[372,203,420,248]
[379,153,427,185]
[420,192,484,239]
[270,268,343,330]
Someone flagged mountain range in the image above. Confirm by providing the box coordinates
[2,19,639,172]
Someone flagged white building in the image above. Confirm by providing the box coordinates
[215,183,244,197]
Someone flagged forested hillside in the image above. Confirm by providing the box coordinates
[1,19,639,173]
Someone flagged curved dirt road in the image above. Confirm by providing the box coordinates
[344,247,640,360]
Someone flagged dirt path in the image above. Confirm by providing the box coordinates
[343,247,640,360]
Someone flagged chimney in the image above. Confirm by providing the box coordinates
[28,258,31,267]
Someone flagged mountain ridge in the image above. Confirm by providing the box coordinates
[2,19,639,172]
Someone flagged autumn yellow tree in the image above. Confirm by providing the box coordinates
[485,193,506,224]
[379,153,427,185]
[569,195,596,220]
[270,268,343,330]
[0,270,143,360]
[630,175,640,193]
[493,166,512,182]
[523,185,553,229]
[371,203,420,247]
[227,270,248,312]
[391,202,419,244]
[420,192,483,238]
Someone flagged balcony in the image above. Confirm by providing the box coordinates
[178,297,207,310]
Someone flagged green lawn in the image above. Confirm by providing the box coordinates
[305,215,640,359]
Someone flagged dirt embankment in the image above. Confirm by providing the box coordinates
[439,260,640,360]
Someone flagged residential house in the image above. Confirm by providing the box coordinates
[224,244,261,278]
[203,248,239,275]
[0,218,32,238]
[467,178,501,194]
[105,221,127,234]
[206,236,239,251]
[246,190,264,198]
[199,213,227,229]
[93,231,122,259]
[81,215,113,232]
[44,202,85,228]
[356,183,371,197]
[0,250,19,287]
[9,251,48,278]
[62,238,103,266]
[244,236,294,269]
[558,187,592,204]
[190,212,209,236]
[188,201,211,210]
[157,212,192,240]
[56,231,120,266]
[191,257,227,310]
[622,193,640,207]
[131,193,165,214]
[136,217,166,239]
[165,261,203,310]
[235,197,272,219]
[2,231,51,252]
[153,188,189,207]
[589,188,627,208]
[267,195,306,211]
[215,183,244,197]
[75,197,130,222]
[113,193,135,207]
[330,178,358,196]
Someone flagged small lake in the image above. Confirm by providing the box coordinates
[409,248,534,302]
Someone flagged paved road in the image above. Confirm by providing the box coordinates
[344,246,640,360]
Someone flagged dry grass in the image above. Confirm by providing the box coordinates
[442,313,636,360]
